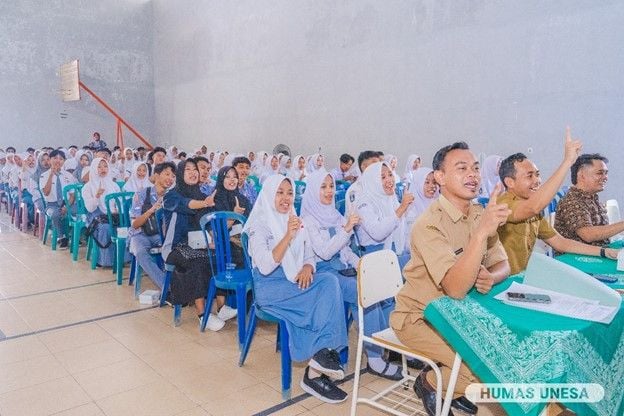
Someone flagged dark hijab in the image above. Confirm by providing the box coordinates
[175,159,212,227]
[214,166,251,217]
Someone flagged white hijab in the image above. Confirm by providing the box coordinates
[359,161,406,253]
[403,154,421,182]
[123,162,150,193]
[405,167,439,232]
[482,155,502,196]
[243,175,305,282]
[82,157,120,213]
[300,169,344,229]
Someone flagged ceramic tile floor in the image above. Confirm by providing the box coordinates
[0,213,514,416]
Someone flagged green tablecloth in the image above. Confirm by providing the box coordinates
[556,247,624,289]
[424,276,624,416]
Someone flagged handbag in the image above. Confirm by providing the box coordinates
[85,213,119,249]
[140,187,160,237]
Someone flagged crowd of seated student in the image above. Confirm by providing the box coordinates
[2,127,622,410]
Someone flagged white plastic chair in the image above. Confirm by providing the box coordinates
[350,249,461,416]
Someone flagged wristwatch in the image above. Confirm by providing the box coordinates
[600,247,607,258]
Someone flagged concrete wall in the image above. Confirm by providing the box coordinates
[0,0,154,151]
[152,0,624,201]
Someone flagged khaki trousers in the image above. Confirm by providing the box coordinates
[395,317,476,398]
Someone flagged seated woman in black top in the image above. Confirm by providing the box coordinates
[211,165,252,318]
[162,159,225,331]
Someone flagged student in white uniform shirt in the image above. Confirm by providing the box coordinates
[39,149,77,249]
[301,169,404,381]
[344,151,382,217]
[330,153,357,184]
[290,154,307,182]
[354,161,414,267]
[402,154,421,184]
[123,162,151,193]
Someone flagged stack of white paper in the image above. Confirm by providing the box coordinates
[494,281,618,323]
[495,253,622,324]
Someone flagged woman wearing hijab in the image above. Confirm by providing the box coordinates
[73,151,92,184]
[82,157,123,267]
[123,162,150,193]
[211,165,252,321]
[121,147,136,178]
[481,154,502,196]
[290,154,307,182]
[162,159,224,331]
[306,153,324,175]
[354,161,414,267]
[301,170,404,381]
[402,154,421,183]
[404,167,439,241]
[385,154,401,184]
[19,153,37,224]
[32,151,50,213]
[260,154,280,184]
[278,155,292,177]
[244,175,349,404]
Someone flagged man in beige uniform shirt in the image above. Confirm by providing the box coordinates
[390,142,511,416]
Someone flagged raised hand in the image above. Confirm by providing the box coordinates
[344,213,360,233]
[233,196,245,214]
[287,213,302,240]
[401,190,415,207]
[563,126,583,165]
[477,183,511,238]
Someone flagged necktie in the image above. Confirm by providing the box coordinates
[55,174,63,203]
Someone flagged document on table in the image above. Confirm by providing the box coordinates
[495,282,619,324]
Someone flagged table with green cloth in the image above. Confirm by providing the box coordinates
[424,275,624,416]
[555,241,624,289]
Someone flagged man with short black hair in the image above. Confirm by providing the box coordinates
[232,156,258,206]
[497,131,619,273]
[555,153,624,246]
[391,142,511,416]
[331,153,357,183]
[39,150,77,249]
[129,161,176,289]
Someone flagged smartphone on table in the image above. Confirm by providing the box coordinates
[506,292,552,304]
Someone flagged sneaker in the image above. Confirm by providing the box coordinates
[309,348,345,380]
[57,237,69,250]
[217,305,238,321]
[200,313,225,332]
[300,367,347,404]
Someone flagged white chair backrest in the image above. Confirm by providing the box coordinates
[358,249,403,308]
[606,199,620,224]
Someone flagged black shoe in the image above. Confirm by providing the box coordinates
[413,371,454,416]
[309,348,345,380]
[57,237,69,250]
[451,396,478,415]
[366,361,404,381]
[386,350,428,371]
[300,367,347,404]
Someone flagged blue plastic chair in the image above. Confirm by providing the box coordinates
[104,191,134,284]
[238,233,349,400]
[199,212,252,349]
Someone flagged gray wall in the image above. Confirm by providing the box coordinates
[0,0,154,151]
[152,0,624,201]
